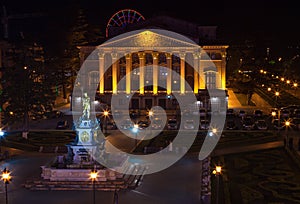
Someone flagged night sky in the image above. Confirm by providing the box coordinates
[2,0,300,50]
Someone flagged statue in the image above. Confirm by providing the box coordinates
[82,92,90,119]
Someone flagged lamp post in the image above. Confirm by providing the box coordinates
[148,110,153,135]
[275,91,280,107]
[294,82,298,96]
[132,124,139,149]
[103,110,109,134]
[1,168,12,204]
[90,169,98,204]
[113,189,119,204]
[285,121,290,149]
[212,165,222,204]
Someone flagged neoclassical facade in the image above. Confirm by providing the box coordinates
[76,21,228,112]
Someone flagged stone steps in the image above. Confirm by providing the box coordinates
[24,175,142,191]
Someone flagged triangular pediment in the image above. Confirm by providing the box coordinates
[98,29,200,49]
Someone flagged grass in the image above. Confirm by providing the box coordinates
[2,130,76,152]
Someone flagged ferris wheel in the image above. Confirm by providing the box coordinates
[106,9,145,37]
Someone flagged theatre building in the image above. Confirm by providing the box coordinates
[75,13,229,113]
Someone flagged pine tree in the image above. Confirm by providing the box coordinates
[58,8,104,99]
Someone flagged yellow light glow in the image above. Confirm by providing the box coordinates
[275,91,280,96]
[272,111,276,117]
[260,69,264,73]
[103,111,109,117]
[212,128,217,134]
[148,110,153,117]
[216,166,222,174]
[263,71,267,74]
[267,88,271,91]
[281,77,285,81]
[1,169,11,183]
[90,170,98,180]
[285,121,290,126]
[212,170,217,175]
[294,83,298,87]
[287,80,290,84]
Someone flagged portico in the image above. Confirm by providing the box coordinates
[78,29,228,111]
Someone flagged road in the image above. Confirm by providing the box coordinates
[0,148,203,204]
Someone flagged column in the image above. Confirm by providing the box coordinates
[152,52,159,95]
[138,52,145,95]
[111,53,118,94]
[98,52,105,94]
[199,51,205,89]
[193,53,199,93]
[125,53,132,94]
[166,53,172,95]
[179,52,186,94]
[221,50,227,89]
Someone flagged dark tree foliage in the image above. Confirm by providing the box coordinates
[1,41,56,128]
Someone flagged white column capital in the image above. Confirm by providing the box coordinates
[138,52,146,59]
[125,53,132,59]
[179,52,186,59]
[152,52,159,60]
[111,52,118,59]
[193,52,200,59]
[98,52,105,58]
[165,53,172,59]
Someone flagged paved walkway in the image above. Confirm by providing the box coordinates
[227,89,242,108]
[227,88,272,115]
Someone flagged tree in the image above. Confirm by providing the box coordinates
[1,41,56,129]
[56,8,104,100]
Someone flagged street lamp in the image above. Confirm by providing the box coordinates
[113,189,119,204]
[90,169,98,204]
[148,110,153,135]
[1,168,12,204]
[294,83,298,96]
[132,124,139,148]
[212,165,222,204]
[285,121,290,149]
[103,110,109,134]
[275,91,280,108]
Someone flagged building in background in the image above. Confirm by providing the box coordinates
[76,10,229,112]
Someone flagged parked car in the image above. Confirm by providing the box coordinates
[280,109,290,118]
[253,109,263,117]
[226,120,237,130]
[237,110,246,118]
[272,118,284,130]
[199,108,207,117]
[138,120,150,129]
[44,110,64,119]
[183,119,195,130]
[242,116,254,130]
[226,108,235,117]
[151,118,164,130]
[293,109,300,118]
[292,118,300,130]
[119,119,133,130]
[167,118,178,130]
[200,119,210,130]
[56,120,69,129]
[106,120,117,130]
[254,119,268,130]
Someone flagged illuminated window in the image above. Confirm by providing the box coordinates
[205,71,216,89]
